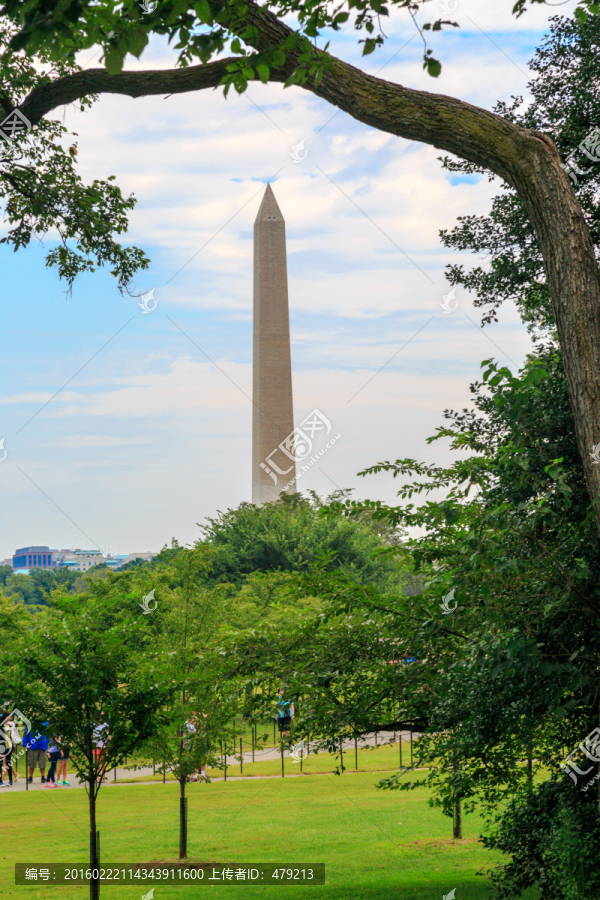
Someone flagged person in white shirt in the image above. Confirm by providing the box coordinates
[93,717,109,785]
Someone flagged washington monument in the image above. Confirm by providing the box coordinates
[252,184,295,505]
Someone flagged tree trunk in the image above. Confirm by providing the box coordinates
[88,781,100,900]
[179,778,188,859]
[452,759,462,840]
[453,798,462,840]
[18,1,600,531]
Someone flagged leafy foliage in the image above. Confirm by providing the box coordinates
[191,490,403,590]
[140,547,240,786]
[441,13,600,333]
[0,21,149,291]
[2,0,592,89]
[228,341,600,895]
[1,565,85,604]
[483,778,600,900]
[1,574,177,791]
[0,0,456,84]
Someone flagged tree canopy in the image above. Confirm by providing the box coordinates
[441,12,600,335]
[188,491,403,590]
[0,565,85,604]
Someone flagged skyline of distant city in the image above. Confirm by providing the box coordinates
[2,545,158,573]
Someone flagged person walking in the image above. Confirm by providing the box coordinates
[93,718,109,785]
[0,709,14,787]
[57,740,70,786]
[277,689,294,737]
[46,738,61,787]
[9,714,22,784]
[23,723,48,784]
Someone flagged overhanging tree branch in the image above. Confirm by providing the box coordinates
[21,57,236,122]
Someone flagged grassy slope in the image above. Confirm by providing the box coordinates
[1,770,540,900]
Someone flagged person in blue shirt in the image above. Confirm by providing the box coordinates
[23,725,48,784]
[277,689,294,737]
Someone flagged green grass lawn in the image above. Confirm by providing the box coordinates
[1,770,540,900]
[118,741,418,782]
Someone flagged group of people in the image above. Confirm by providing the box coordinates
[0,709,70,788]
[43,735,71,788]
[0,697,295,789]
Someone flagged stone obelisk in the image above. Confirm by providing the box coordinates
[252,184,295,505]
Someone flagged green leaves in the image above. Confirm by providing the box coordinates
[1,582,178,792]
[195,0,213,23]
[103,45,124,73]
[311,333,600,875]
[0,0,461,82]
[423,50,441,78]
[125,26,148,58]
[573,2,600,25]
[256,63,269,83]
[0,37,150,294]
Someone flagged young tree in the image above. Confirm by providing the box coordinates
[143,547,240,859]
[0,578,177,900]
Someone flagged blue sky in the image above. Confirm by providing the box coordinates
[0,0,579,559]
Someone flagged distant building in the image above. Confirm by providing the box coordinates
[106,555,131,570]
[12,546,55,569]
[58,549,106,572]
[107,552,157,570]
[49,549,71,569]
[8,547,157,573]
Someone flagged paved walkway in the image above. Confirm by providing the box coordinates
[3,730,415,792]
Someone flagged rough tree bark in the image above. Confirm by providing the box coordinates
[16,3,600,527]
[88,778,100,900]
[179,776,187,859]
